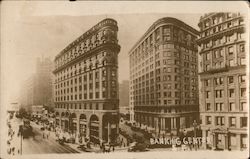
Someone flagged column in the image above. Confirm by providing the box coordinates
[107,122,111,143]
[162,118,166,131]
[173,117,176,129]
[202,130,207,149]
[171,118,175,129]
[213,133,216,150]
[159,118,162,132]
[156,118,159,135]
[86,115,90,141]
[224,133,228,150]
[180,117,185,129]
[172,117,177,135]
[99,115,103,142]
[236,134,241,150]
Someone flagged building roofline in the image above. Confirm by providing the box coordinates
[54,18,118,61]
[128,17,199,54]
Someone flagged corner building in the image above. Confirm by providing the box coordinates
[197,13,247,150]
[53,19,120,144]
[129,17,199,136]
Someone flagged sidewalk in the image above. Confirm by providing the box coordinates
[30,121,130,153]
[65,141,129,153]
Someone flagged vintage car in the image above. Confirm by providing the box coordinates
[128,142,148,152]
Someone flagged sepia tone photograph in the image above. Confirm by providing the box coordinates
[0,1,249,159]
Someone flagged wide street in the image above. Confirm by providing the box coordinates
[8,117,79,155]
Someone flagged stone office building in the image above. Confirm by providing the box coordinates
[197,13,247,150]
[53,18,120,144]
[129,17,199,136]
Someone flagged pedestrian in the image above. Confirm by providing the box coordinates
[7,147,11,154]
[112,145,115,152]
[12,147,15,155]
[108,144,111,153]
[47,130,50,139]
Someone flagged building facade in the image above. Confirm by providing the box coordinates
[35,57,54,108]
[19,57,53,110]
[53,18,120,144]
[197,13,247,150]
[129,17,199,136]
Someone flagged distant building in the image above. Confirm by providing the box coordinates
[31,105,44,118]
[19,57,53,110]
[197,12,247,150]
[129,17,199,136]
[119,80,129,107]
[7,102,20,113]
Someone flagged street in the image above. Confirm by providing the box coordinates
[8,117,79,155]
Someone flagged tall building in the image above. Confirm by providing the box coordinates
[119,80,129,115]
[119,80,129,107]
[197,13,247,150]
[53,18,120,144]
[35,57,54,107]
[19,57,53,110]
[129,17,199,136]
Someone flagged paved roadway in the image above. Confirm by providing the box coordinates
[9,117,79,155]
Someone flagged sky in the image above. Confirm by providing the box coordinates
[0,1,247,106]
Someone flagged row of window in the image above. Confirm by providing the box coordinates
[130,25,196,60]
[55,69,116,89]
[203,43,245,60]
[205,102,247,112]
[205,116,247,128]
[132,90,197,99]
[131,60,197,79]
[201,13,242,29]
[130,43,197,67]
[55,80,116,96]
[55,62,118,83]
[55,102,117,110]
[204,74,246,86]
[55,90,117,101]
[135,106,196,113]
[205,88,246,98]
[56,28,117,68]
[201,19,244,38]
[204,57,246,71]
[133,99,197,106]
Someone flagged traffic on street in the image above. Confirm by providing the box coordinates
[7,113,79,156]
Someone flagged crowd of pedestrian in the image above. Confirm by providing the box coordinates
[7,116,20,156]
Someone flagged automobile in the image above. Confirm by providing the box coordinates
[128,142,148,152]
[58,138,65,145]
[77,144,92,152]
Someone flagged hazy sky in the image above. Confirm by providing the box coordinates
[1,1,247,106]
